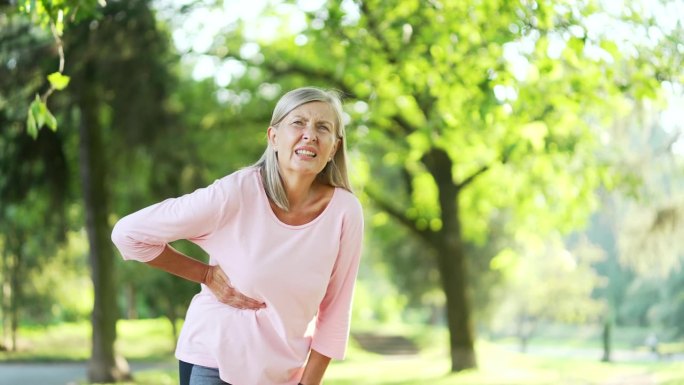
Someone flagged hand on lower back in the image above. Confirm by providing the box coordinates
[204,265,266,310]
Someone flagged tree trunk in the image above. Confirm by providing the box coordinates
[5,232,24,353]
[9,246,20,353]
[1,246,11,351]
[78,67,131,382]
[517,313,530,353]
[167,306,178,342]
[125,284,137,320]
[10,305,17,353]
[435,240,477,371]
[424,149,477,371]
[601,319,612,362]
[1,277,7,350]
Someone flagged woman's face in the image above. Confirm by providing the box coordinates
[268,101,340,180]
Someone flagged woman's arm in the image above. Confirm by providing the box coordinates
[147,244,265,309]
[145,244,210,284]
[111,177,234,263]
[299,349,332,385]
[309,197,364,359]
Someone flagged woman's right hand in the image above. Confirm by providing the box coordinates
[204,265,266,310]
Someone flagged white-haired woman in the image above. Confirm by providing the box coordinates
[112,87,364,385]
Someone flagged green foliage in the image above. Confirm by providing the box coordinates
[195,2,683,361]
[17,0,102,31]
[0,35,72,331]
[27,94,57,138]
[610,104,684,277]
[221,0,639,237]
[353,267,408,325]
[582,95,684,335]
[62,0,220,354]
[23,230,92,323]
[2,0,204,358]
[363,206,438,309]
[489,234,606,341]
[47,71,70,90]
[4,0,683,372]
[12,0,101,135]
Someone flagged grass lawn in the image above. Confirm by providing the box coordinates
[323,325,684,385]
[325,344,684,385]
[0,318,178,362]
[84,343,684,385]
[2,319,683,385]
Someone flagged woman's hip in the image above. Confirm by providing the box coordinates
[179,360,230,385]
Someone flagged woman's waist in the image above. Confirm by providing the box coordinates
[185,292,315,341]
[179,298,312,367]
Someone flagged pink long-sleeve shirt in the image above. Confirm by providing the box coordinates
[111,167,364,385]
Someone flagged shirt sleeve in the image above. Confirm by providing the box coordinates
[111,178,229,262]
[310,196,364,360]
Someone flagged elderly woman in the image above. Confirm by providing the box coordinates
[111,87,364,385]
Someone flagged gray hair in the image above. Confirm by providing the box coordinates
[253,86,352,211]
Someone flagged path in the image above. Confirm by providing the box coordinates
[499,343,684,363]
[0,361,175,385]
[602,374,657,385]
[352,332,419,355]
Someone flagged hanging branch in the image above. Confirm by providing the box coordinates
[19,1,89,138]
[41,21,67,102]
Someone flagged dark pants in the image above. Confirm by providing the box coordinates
[179,360,231,385]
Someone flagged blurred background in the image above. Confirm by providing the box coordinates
[1,0,683,384]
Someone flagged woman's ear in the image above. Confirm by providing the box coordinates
[331,138,341,158]
[267,126,277,149]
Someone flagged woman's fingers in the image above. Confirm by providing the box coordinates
[234,291,267,308]
[206,265,266,309]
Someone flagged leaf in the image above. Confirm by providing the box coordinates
[47,72,70,91]
[31,95,46,128]
[26,108,38,139]
[521,121,548,151]
[45,108,58,131]
[29,94,45,128]
[26,95,59,135]
[490,248,518,271]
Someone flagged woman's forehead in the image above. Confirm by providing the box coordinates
[287,101,336,122]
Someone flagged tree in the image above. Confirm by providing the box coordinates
[0,12,71,350]
[6,0,262,378]
[63,0,179,379]
[582,77,684,359]
[5,0,180,380]
[609,101,683,352]
[489,235,605,352]
[12,0,102,135]
[206,0,673,371]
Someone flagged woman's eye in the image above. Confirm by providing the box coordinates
[318,125,331,131]
[292,120,303,125]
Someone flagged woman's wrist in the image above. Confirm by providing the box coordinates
[201,264,211,285]
[146,245,210,284]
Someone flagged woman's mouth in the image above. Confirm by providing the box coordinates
[295,149,317,157]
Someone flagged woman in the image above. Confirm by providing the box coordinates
[111,87,364,385]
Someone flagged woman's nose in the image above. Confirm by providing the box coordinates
[302,124,317,141]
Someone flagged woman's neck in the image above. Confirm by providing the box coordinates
[281,173,319,210]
